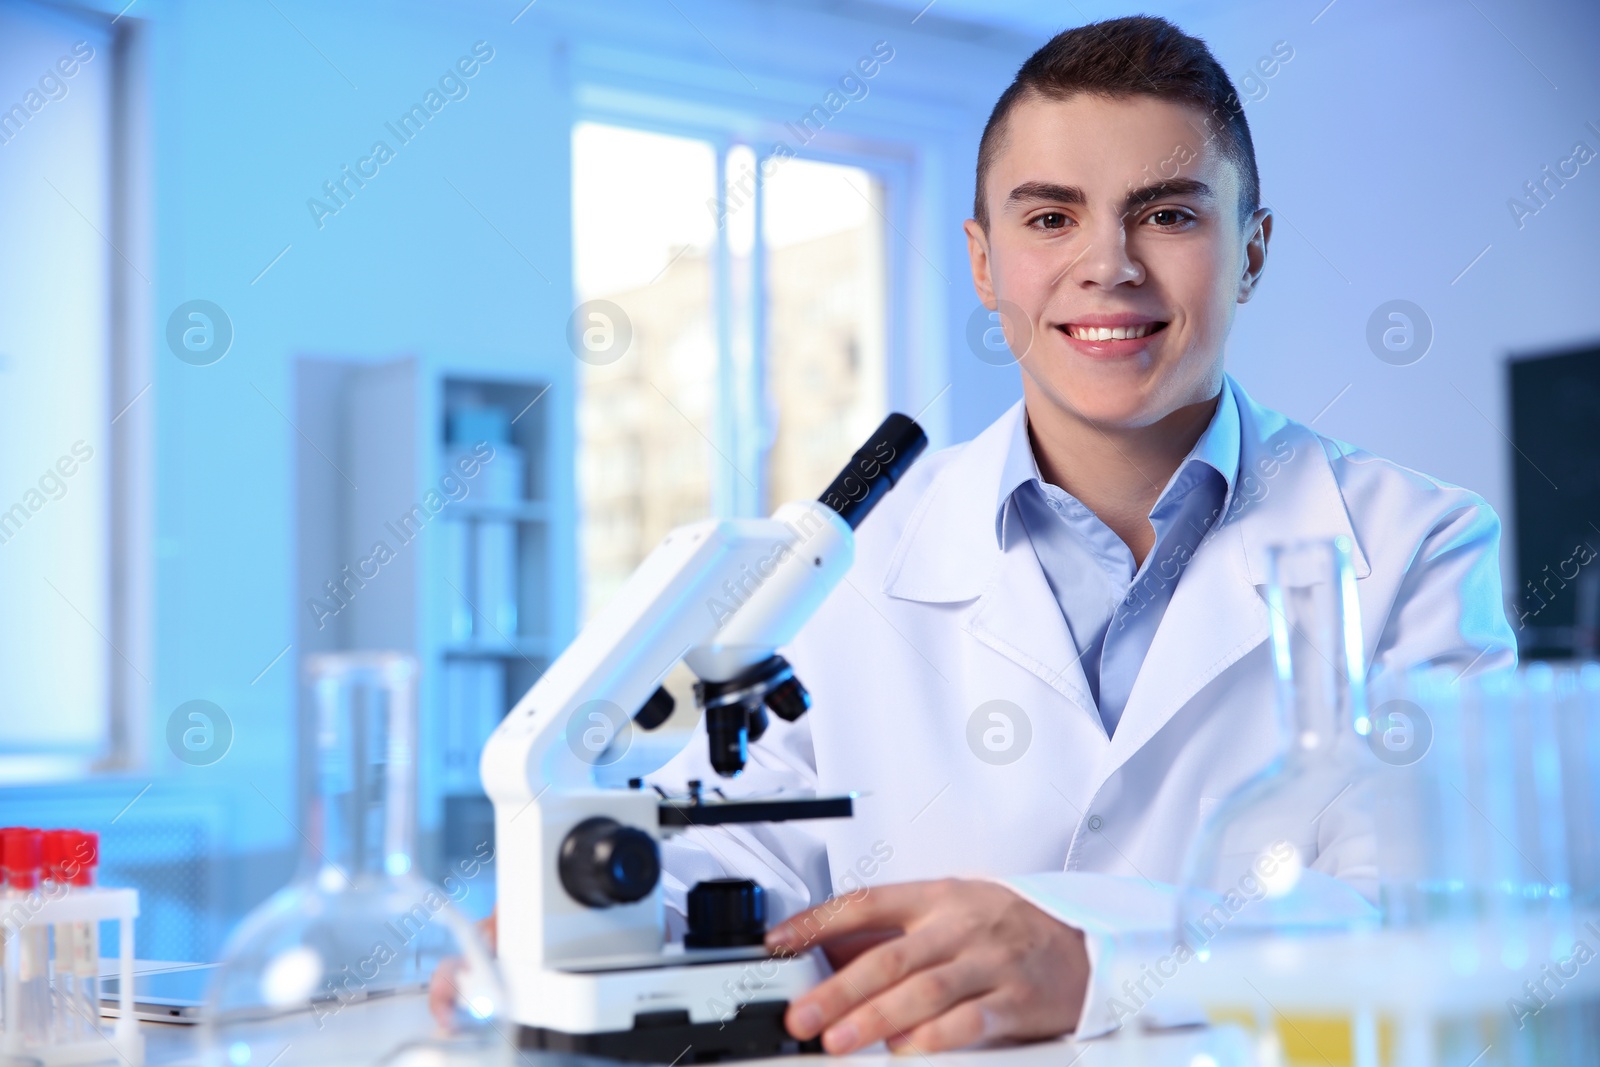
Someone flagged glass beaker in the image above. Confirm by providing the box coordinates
[202,652,508,1067]
[1374,659,1587,929]
[1553,662,1600,911]
[1175,536,1380,953]
[1369,660,1600,1066]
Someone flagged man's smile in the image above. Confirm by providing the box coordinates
[1061,321,1169,341]
[1054,314,1171,356]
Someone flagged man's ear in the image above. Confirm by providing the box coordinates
[964,217,998,310]
[1237,207,1273,304]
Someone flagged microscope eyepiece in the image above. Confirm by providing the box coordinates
[819,412,928,530]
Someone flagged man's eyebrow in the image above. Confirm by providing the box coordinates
[1005,181,1085,210]
[1122,178,1215,214]
[1004,177,1216,217]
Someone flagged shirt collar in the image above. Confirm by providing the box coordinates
[995,406,1045,547]
[994,377,1242,548]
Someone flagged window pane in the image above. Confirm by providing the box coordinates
[572,123,718,621]
[762,160,887,508]
[0,6,115,763]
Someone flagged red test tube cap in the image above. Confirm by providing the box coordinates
[67,830,100,886]
[42,829,71,880]
[2,828,43,890]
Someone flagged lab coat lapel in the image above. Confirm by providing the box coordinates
[964,520,1099,716]
[881,400,1099,723]
[1096,375,1371,785]
[1098,514,1268,776]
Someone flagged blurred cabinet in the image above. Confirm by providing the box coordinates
[295,359,573,906]
[1509,344,1600,660]
[434,378,555,796]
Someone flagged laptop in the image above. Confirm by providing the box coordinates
[98,960,216,1024]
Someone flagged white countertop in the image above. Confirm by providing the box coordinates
[134,1011,1256,1067]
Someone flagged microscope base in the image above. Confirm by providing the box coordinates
[518,1000,821,1063]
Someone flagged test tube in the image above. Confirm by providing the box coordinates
[41,830,75,1042]
[64,832,99,1038]
[0,827,7,1035]
[2,828,52,1046]
[0,824,28,1039]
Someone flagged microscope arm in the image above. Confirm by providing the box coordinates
[481,499,855,806]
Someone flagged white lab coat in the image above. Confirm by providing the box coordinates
[650,372,1517,1035]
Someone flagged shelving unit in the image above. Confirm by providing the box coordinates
[295,358,575,910]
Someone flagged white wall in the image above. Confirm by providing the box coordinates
[1160,0,1600,587]
[7,0,1593,946]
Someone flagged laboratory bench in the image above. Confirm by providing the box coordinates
[130,1008,1256,1067]
[66,912,1600,1066]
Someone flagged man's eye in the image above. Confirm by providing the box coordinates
[1147,208,1194,228]
[1032,212,1069,230]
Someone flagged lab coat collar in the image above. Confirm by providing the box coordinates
[882,371,1370,606]
[882,371,1371,765]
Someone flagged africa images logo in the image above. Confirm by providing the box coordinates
[166,700,234,767]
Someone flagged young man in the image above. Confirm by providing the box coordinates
[443,13,1515,1053]
[651,14,1515,1053]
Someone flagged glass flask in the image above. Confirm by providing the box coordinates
[1373,659,1599,927]
[202,652,508,1067]
[1175,537,1380,953]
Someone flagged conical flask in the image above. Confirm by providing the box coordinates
[202,652,508,1067]
[1175,536,1381,954]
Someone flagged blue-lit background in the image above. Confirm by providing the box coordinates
[0,0,1596,965]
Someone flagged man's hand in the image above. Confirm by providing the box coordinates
[429,910,497,1028]
[765,878,1089,1055]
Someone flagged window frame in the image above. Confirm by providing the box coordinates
[570,98,918,522]
[104,12,155,777]
[0,9,154,783]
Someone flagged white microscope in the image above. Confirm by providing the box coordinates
[480,414,927,1062]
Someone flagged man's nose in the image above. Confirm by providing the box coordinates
[1056,214,1144,290]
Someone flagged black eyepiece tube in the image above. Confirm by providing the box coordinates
[818,413,928,530]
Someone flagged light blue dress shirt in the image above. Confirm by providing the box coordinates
[996,380,1242,737]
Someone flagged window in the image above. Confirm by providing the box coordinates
[571,122,887,620]
[0,4,146,779]
[572,124,720,617]
[762,157,888,513]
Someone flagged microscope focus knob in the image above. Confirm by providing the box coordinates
[684,878,767,948]
[558,817,660,908]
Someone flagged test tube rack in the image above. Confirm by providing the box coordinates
[1,886,142,1066]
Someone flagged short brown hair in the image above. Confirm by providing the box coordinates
[974,15,1259,230]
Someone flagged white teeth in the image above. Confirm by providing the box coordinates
[1067,323,1157,341]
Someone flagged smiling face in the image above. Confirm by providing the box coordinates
[966,92,1272,430]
